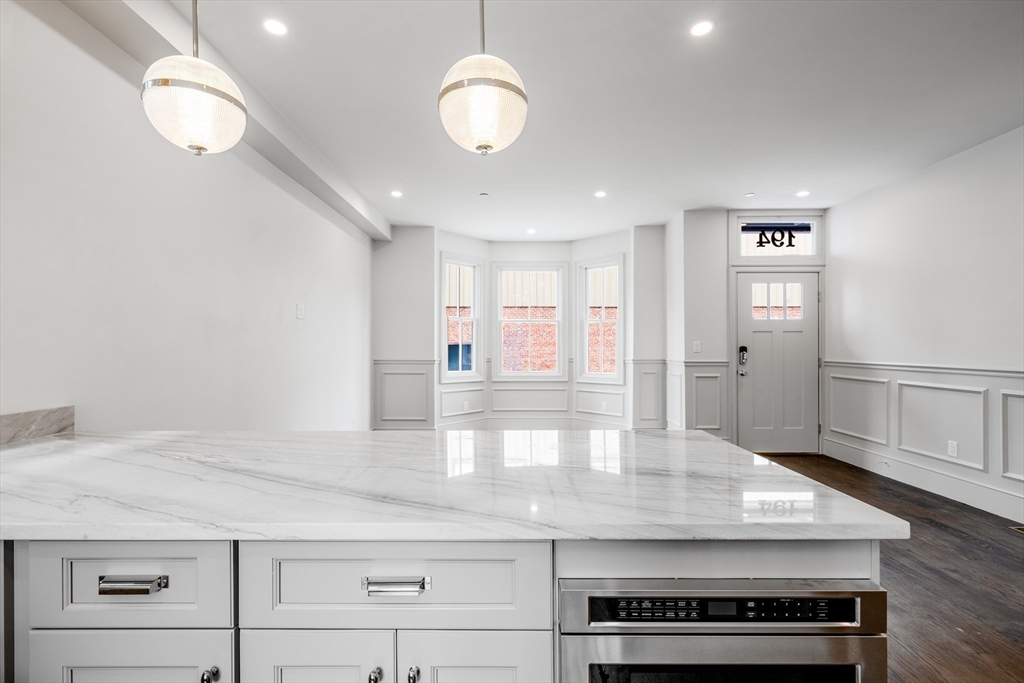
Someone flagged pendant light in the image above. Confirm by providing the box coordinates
[140,0,247,156]
[438,0,527,155]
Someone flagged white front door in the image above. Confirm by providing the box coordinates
[737,272,819,453]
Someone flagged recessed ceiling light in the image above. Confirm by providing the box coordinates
[594,191,607,198]
[744,192,755,198]
[479,192,489,197]
[390,190,402,197]
[690,21,714,37]
[263,19,288,35]
[527,229,536,234]
[796,190,810,197]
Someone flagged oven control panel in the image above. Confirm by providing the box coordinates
[590,597,857,624]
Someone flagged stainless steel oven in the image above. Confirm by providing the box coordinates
[559,579,888,683]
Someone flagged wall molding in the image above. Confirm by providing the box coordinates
[828,374,890,446]
[374,359,438,365]
[667,365,684,428]
[379,371,430,421]
[576,388,626,418]
[824,359,1023,380]
[491,387,569,412]
[439,386,486,418]
[683,360,730,367]
[691,373,722,430]
[896,380,987,471]
[1002,390,1024,482]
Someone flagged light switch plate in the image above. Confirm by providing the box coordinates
[947,440,958,457]
[693,341,701,353]
[296,303,305,319]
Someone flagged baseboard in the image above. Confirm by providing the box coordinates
[823,437,1024,523]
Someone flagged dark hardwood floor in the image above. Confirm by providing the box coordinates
[766,455,1024,683]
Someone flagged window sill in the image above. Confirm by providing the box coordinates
[576,375,626,386]
[439,373,485,385]
[491,374,568,383]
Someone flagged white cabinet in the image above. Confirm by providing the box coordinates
[28,629,233,683]
[398,631,553,683]
[241,630,396,683]
[240,630,552,683]
[239,541,551,630]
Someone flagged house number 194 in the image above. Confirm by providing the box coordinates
[755,229,796,248]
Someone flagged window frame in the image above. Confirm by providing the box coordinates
[577,254,625,385]
[492,261,568,382]
[439,252,484,384]
[728,211,826,266]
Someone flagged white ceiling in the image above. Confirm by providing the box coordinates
[175,0,1024,241]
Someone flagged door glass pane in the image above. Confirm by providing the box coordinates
[752,283,768,319]
[786,282,803,319]
[770,283,785,319]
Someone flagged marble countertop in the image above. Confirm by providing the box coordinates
[0,429,909,541]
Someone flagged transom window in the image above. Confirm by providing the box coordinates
[585,264,619,375]
[445,262,475,372]
[739,221,816,257]
[752,282,803,320]
[499,269,560,373]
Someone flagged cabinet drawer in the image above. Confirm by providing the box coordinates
[239,541,551,629]
[28,541,233,628]
[241,630,396,683]
[29,629,234,683]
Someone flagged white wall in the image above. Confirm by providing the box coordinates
[371,225,437,429]
[682,209,730,439]
[0,0,373,431]
[665,212,686,429]
[827,127,1024,369]
[823,127,1024,522]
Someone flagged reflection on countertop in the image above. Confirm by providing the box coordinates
[0,429,910,541]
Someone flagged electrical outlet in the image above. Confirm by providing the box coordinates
[947,440,958,457]
[463,400,470,411]
[601,401,608,412]
[296,303,305,319]
[693,341,701,353]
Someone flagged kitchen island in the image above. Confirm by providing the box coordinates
[1,429,909,682]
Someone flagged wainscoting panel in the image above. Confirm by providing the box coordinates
[440,386,486,418]
[629,361,666,428]
[1003,391,1024,481]
[667,362,685,429]
[822,361,1023,523]
[374,361,436,429]
[897,381,986,470]
[492,387,568,412]
[684,361,729,439]
[829,375,889,446]
[576,388,625,418]
[693,375,722,430]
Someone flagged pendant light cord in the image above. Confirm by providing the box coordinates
[479,0,485,54]
[192,0,199,58]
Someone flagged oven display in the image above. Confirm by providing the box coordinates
[590,597,857,623]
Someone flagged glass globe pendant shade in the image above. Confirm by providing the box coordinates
[438,54,527,155]
[141,55,247,156]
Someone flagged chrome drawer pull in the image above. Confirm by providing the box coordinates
[97,575,169,595]
[361,575,431,597]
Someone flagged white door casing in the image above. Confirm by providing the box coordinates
[737,272,820,453]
